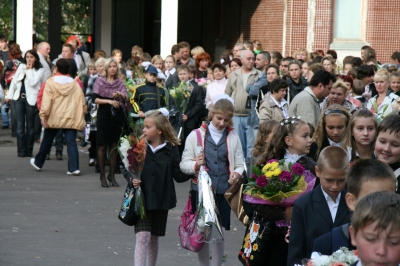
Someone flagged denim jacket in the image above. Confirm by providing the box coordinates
[246,71,268,127]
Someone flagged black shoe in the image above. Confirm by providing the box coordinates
[1,125,9,129]
[107,174,119,187]
[115,168,121,174]
[56,153,63,160]
[79,139,87,147]
[100,174,109,188]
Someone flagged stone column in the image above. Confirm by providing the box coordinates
[160,0,178,58]
[16,0,33,52]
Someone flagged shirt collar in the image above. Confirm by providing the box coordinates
[146,140,167,153]
[305,86,319,102]
[328,138,342,147]
[321,185,341,203]
[270,95,287,107]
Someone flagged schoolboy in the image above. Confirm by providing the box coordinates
[390,72,400,96]
[312,159,397,255]
[351,79,367,108]
[349,191,400,266]
[375,115,400,194]
[176,65,203,141]
[189,64,207,123]
[287,146,351,266]
[131,65,165,118]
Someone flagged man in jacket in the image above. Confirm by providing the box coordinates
[37,42,52,83]
[30,59,87,175]
[225,50,261,158]
[246,51,270,137]
[288,70,336,127]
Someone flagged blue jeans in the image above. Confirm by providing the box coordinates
[232,115,254,158]
[1,103,9,127]
[14,97,36,155]
[34,128,79,171]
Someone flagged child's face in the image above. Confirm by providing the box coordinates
[178,69,190,82]
[390,76,400,92]
[88,67,97,76]
[207,69,213,80]
[143,117,161,143]
[154,60,163,70]
[350,222,400,266]
[352,117,376,147]
[375,131,400,165]
[325,115,347,143]
[343,64,352,75]
[346,179,395,211]
[315,166,347,202]
[164,57,175,71]
[211,112,231,131]
[285,124,312,155]
[144,72,157,83]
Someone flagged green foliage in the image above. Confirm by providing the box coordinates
[0,0,13,40]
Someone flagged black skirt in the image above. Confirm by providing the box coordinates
[134,209,169,236]
[96,104,124,145]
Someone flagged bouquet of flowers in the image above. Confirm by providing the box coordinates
[372,99,392,124]
[195,78,211,87]
[299,247,358,266]
[169,82,193,138]
[243,159,316,208]
[118,125,147,219]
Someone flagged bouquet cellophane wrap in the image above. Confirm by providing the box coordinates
[243,170,316,207]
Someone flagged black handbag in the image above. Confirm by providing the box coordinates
[118,181,137,226]
[238,212,271,265]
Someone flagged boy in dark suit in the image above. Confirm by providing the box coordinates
[287,146,351,266]
[349,191,400,266]
[313,159,397,255]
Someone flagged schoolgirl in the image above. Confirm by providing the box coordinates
[342,109,377,163]
[164,55,179,90]
[180,97,245,266]
[253,117,315,266]
[251,120,279,158]
[308,104,350,161]
[131,109,192,266]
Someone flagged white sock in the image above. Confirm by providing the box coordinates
[147,235,159,266]
[134,231,151,266]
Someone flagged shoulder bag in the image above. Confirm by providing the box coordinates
[5,60,18,85]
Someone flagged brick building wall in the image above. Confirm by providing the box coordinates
[366,1,400,62]
[312,0,334,54]
[286,0,308,57]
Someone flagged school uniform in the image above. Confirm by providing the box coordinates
[131,81,166,113]
[165,68,179,90]
[183,81,203,140]
[287,185,351,266]
[312,223,356,255]
[134,142,192,236]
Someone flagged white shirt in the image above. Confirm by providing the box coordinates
[321,186,341,222]
[147,141,167,153]
[209,123,224,144]
[328,138,342,147]
[242,72,251,88]
[270,96,288,118]
[165,68,176,78]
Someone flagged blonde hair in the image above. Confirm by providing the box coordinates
[351,191,400,236]
[191,46,205,56]
[332,79,350,96]
[151,55,163,64]
[312,104,350,159]
[131,45,143,57]
[321,55,335,66]
[104,57,121,79]
[206,99,234,126]
[293,47,310,62]
[374,68,390,83]
[145,110,180,146]
[317,146,349,172]
[88,58,96,68]
[342,109,377,162]
[111,49,122,57]
[252,120,279,157]
[253,40,263,51]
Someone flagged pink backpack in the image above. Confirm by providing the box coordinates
[178,129,205,252]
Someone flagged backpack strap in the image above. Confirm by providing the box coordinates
[195,129,203,149]
[331,223,350,252]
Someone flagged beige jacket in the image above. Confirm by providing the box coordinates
[258,94,288,124]
[40,76,87,130]
[225,67,261,116]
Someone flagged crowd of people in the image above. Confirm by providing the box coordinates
[2,35,400,266]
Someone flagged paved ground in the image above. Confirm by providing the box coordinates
[0,126,245,266]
